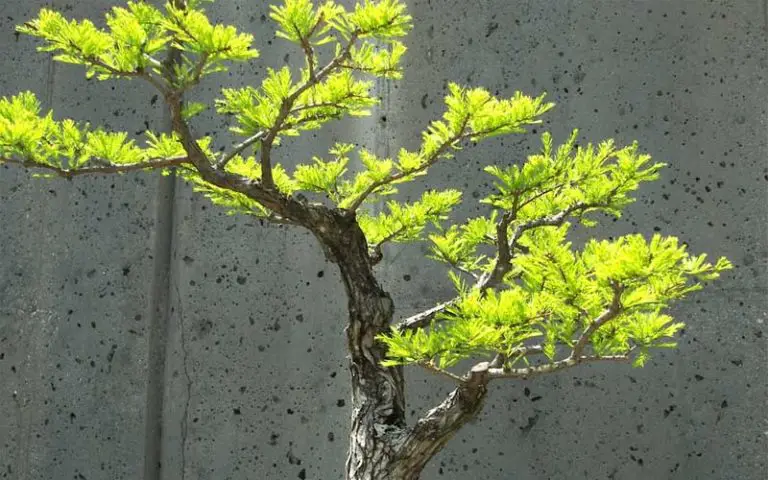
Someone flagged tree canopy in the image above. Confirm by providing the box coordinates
[1,3,732,476]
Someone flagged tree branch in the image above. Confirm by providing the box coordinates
[1,156,189,178]
[570,281,624,361]
[395,300,457,332]
[216,131,264,170]
[416,361,465,383]
[346,116,472,211]
[259,30,361,189]
[390,363,489,476]
[484,352,633,380]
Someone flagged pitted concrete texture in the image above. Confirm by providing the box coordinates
[1,1,766,479]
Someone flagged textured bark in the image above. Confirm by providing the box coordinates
[313,208,492,480]
[310,209,407,480]
[388,364,490,479]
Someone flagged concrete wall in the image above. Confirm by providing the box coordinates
[1,1,766,479]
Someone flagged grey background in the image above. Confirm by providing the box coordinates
[1,1,766,479]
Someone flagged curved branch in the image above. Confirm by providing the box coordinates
[389,364,489,477]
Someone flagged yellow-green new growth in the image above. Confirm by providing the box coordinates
[1,0,732,384]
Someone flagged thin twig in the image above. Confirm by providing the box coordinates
[216,131,264,170]
[417,361,465,383]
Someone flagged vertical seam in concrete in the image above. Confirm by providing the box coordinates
[175,282,192,480]
[142,155,177,479]
[763,0,767,33]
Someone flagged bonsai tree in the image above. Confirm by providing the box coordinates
[2,0,731,478]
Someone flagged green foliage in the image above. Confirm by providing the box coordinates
[483,130,664,223]
[348,41,408,79]
[429,213,499,274]
[164,3,255,59]
[0,91,183,171]
[270,0,338,45]
[18,1,257,85]
[346,0,412,40]
[380,224,732,369]
[9,1,731,380]
[217,68,376,136]
[358,189,462,246]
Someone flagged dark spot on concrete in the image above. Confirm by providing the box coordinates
[336,399,346,407]
[287,449,301,465]
[485,22,499,38]
[236,275,247,285]
[520,414,538,434]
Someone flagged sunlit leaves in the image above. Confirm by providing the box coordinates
[144,131,186,159]
[165,3,258,61]
[18,1,257,85]
[294,152,349,193]
[358,189,462,246]
[428,213,498,273]
[483,131,665,226]
[270,0,328,45]
[216,68,376,137]
[347,41,407,79]
[342,85,550,209]
[18,9,113,60]
[84,131,143,165]
[348,0,412,40]
[381,226,731,371]
[0,91,192,172]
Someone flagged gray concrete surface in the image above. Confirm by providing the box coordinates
[1,1,766,479]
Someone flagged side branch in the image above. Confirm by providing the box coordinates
[484,352,633,380]
[346,116,472,211]
[259,30,361,189]
[394,200,612,332]
[570,282,624,360]
[395,300,456,332]
[390,364,490,477]
[1,156,189,178]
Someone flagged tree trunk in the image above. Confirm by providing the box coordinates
[308,208,406,478]
[310,208,491,480]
